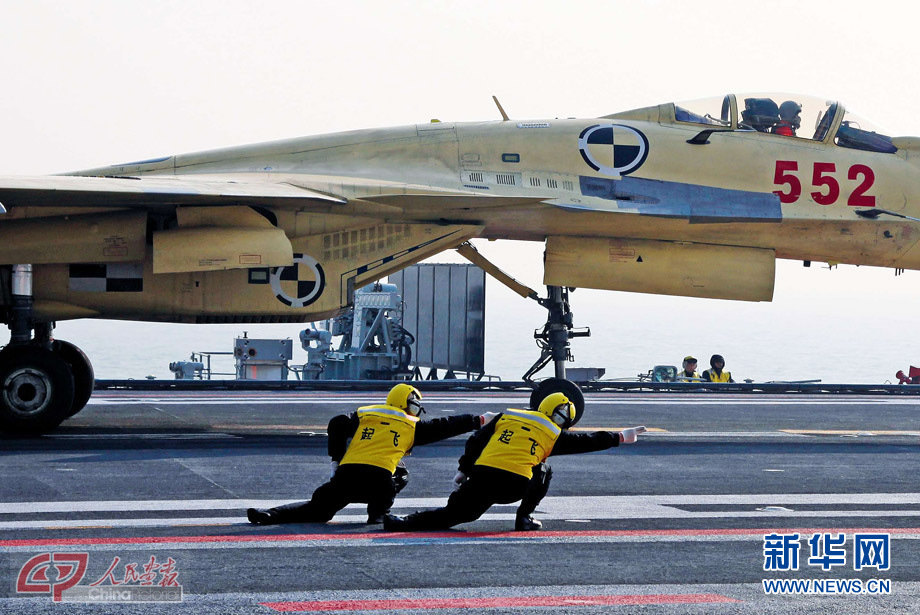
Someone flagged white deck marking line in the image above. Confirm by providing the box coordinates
[3,508,920,531]
[4,493,920,513]
[46,433,240,440]
[38,430,920,439]
[2,493,920,530]
[86,396,920,405]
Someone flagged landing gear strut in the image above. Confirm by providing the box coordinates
[522,285,590,382]
[455,244,592,424]
[9,264,33,344]
[523,285,590,425]
[1,264,94,435]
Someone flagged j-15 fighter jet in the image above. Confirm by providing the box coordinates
[0,92,916,433]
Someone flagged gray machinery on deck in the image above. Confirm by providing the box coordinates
[169,334,294,381]
[235,336,293,380]
[300,283,414,380]
[168,264,484,381]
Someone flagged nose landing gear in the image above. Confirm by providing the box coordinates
[455,244,590,425]
[523,285,589,425]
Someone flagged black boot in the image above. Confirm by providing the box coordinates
[514,464,551,531]
[247,508,281,525]
[382,514,410,531]
[515,514,542,531]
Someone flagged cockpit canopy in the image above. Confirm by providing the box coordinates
[672,93,897,154]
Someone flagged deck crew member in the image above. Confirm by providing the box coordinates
[701,354,734,383]
[247,383,495,525]
[383,392,646,532]
[676,356,700,381]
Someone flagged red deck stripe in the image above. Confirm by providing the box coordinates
[2,527,915,548]
[261,594,740,612]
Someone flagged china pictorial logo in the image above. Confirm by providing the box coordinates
[16,552,183,603]
[762,532,891,595]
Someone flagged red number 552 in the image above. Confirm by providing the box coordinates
[773,160,875,207]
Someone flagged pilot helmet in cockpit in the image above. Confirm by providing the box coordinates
[742,98,780,132]
[778,100,802,130]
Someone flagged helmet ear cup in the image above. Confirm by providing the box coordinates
[406,392,424,416]
[551,402,575,428]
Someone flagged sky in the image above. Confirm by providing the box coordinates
[1,0,919,383]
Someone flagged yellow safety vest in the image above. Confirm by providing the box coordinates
[706,370,732,383]
[339,405,419,473]
[475,408,562,479]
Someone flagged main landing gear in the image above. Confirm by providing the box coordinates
[0,264,95,435]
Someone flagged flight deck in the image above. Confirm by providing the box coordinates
[1,389,918,614]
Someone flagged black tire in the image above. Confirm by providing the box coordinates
[529,377,586,426]
[52,340,95,418]
[0,345,75,435]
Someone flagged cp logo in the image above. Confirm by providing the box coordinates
[17,552,89,602]
[578,123,649,176]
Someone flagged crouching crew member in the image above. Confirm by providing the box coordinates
[383,392,646,532]
[247,383,495,525]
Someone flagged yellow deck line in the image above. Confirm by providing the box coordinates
[783,429,920,436]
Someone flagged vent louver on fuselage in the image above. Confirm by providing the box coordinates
[461,170,576,192]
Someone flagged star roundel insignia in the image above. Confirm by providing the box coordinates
[577,123,649,177]
[269,253,326,308]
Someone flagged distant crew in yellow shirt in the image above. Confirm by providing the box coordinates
[701,354,733,383]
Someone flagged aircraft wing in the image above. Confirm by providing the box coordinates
[0,171,780,222]
[0,172,552,217]
[0,173,347,209]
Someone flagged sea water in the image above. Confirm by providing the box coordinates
[2,256,918,384]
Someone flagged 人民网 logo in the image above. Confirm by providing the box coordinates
[578,124,648,176]
[17,551,183,603]
[270,253,326,308]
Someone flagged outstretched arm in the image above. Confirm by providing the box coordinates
[551,426,646,455]
[414,413,494,446]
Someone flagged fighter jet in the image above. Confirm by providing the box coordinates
[0,92,915,433]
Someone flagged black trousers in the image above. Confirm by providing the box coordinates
[269,463,400,523]
[400,464,552,530]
